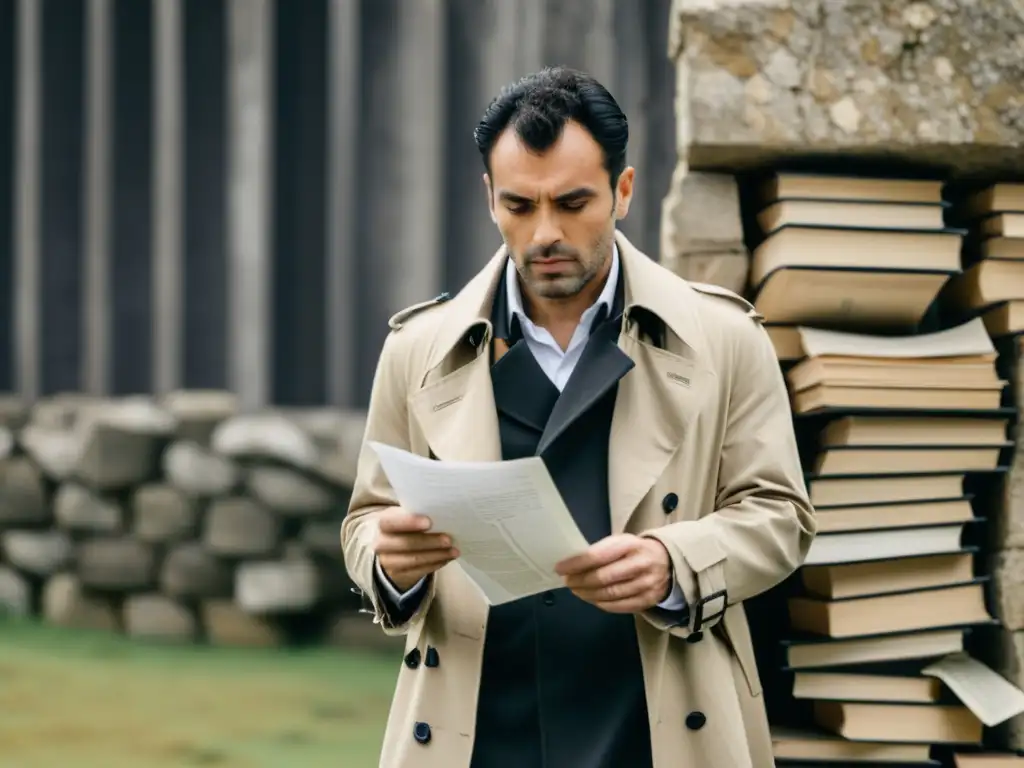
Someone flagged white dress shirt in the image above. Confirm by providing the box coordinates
[375,246,687,612]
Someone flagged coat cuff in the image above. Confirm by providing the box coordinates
[640,523,728,636]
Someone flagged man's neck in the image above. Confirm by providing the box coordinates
[519,252,614,349]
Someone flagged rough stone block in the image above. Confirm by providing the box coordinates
[660,169,745,255]
[0,394,29,430]
[53,483,123,533]
[77,538,157,592]
[203,496,281,557]
[328,612,404,654]
[123,594,198,643]
[160,542,234,600]
[18,425,82,482]
[30,393,102,430]
[161,440,240,497]
[1,530,72,577]
[993,629,1024,750]
[73,399,177,489]
[42,573,120,632]
[0,566,31,616]
[160,389,238,446]
[235,558,319,614]
[211,413,320,469]
[992,549,1024,632]
[202,600,284,647]
[0,458,49,527]
[662,251,751,295]
[668,0,1024,173]
[132,484,198,543]
[245,465,338,517]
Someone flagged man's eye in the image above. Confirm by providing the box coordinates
[506,205,531,215]
[561,201,587,212]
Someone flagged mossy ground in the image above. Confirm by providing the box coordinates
[0,618,398,768]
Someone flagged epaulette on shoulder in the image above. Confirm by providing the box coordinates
[688,281,764,323]
[387,292,451,330]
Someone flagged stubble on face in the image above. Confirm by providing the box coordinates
[510,224,615,300]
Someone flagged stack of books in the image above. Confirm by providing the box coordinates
[742,172,1024,766]
[772,321,1016,764]
[748,172,964,340]
[941,183,1024,337]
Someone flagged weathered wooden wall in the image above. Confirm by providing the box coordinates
[0,0,676,409]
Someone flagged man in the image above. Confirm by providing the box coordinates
[342,67,815,768]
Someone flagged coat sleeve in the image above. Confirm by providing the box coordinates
[640,315,816,638]
[340,328,437,636]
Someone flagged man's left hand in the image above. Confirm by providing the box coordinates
[554,534,672,613]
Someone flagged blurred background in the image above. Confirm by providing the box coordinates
[1,0,1023,766]
[0,0,674,409]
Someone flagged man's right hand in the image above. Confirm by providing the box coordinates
[374,508,459,593]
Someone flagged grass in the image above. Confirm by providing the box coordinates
[0,618,399,768]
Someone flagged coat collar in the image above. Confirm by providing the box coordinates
[409,230,716,536]
[427,231,707,372]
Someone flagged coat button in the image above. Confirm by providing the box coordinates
[413,721,432,744]
[404,648,421,669]
[662,493,679,513]
[685,711,706,730]
[542,591,555,606]
[685,631,703,644]
[425,646,439,668]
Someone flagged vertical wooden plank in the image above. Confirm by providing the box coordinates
[14,0,40,401]
[152,0,184,394]
[0,0,16,392]
[227,0,273,409]
[355,0,444,402]
[325,0,359,407]
[182,0,228,391]
[83,0,112,395]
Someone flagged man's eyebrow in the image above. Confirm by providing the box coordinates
[497,190,534,204]
[553,187,598,202]
[496,187,598,204]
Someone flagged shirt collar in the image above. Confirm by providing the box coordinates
[505,245,620,337]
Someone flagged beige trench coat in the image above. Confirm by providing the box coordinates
[341,231,816,768]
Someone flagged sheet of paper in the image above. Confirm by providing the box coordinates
[922,653,1024,727]
[369,441,591,605]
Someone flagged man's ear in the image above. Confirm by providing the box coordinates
[613,167,636,221]
[483,174,496,223]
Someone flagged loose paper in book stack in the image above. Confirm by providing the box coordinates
[771,318,1024,765]
[747,172,964,366]
[941,183,1024,338]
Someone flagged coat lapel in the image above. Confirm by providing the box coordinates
[608,334,714,533]
[536,316,634,457]
[407,247,509,463]
[492,340,561,435]
[409,352,504,462]
[607,232,716,534]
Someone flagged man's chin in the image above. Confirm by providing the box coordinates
[530,278,587,300]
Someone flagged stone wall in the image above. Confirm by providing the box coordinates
[659,0,1024,750]
[660,0,1024,294]
[993,339,1024,749]
[0,392,393,651]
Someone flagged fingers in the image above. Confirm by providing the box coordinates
[381,548,459,578]
[378,510,433,535]
[377,531,452,554]
[567,568,665,605]
[375,508,459,592]
[562,554,647,591]
[555,535,637,576]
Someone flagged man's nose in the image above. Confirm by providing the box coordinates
[531,213,564,249]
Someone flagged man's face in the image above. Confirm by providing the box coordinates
[485,121,634,300]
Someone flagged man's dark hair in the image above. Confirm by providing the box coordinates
[473,67,628,190]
